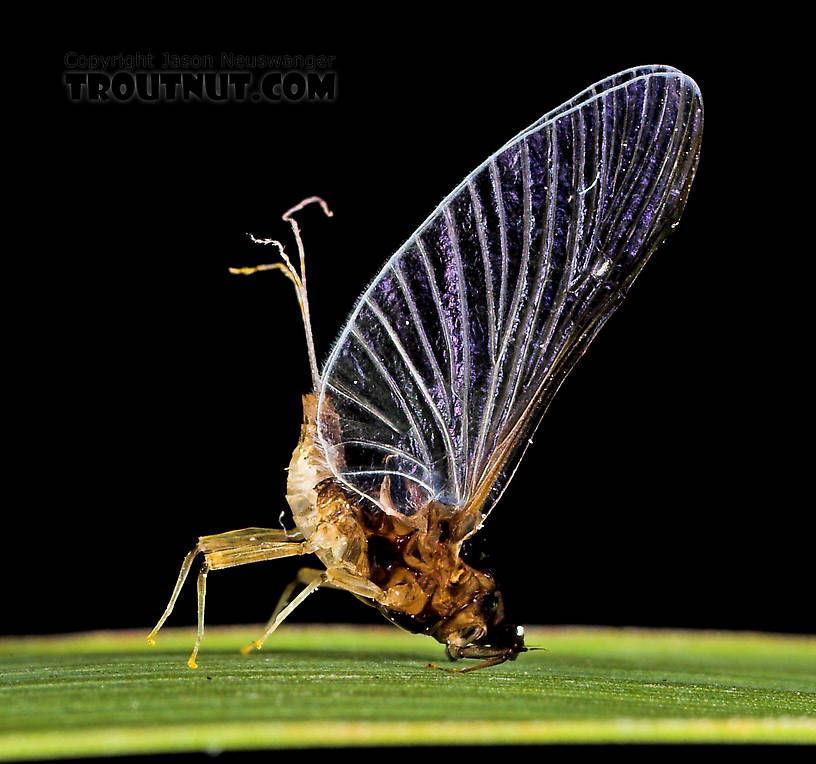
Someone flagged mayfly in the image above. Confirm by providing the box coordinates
[148,66,703,672]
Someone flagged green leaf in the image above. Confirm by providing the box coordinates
[1,626,814,758]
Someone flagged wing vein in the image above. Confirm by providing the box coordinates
[468,179,498,363]
[316,69,702,524]
[491,127,562,456]
[349,325,434,468]
[471,139,536,483]
[339,470,435,496]
[363,294,461,499]
[325,381,403,435]
[335,439,433,474]
[393,260,453,418]
[490,157,509,329]
[444,205,470,494]
[416,237,456,399]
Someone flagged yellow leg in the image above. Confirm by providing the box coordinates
[240,568,326,655]
[146,527,315,667]
[243,572,328,654]
[187,561,209,669]
[241,566,386,656]
[147,544,200,646]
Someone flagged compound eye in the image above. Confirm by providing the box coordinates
[482,593,499,617]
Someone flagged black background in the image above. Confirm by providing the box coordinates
[11,31,811,643]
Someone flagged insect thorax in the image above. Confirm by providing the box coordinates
[285,394,508,647]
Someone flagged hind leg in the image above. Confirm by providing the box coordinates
[147,527,316,667]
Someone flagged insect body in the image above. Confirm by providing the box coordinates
[148,65,703,671]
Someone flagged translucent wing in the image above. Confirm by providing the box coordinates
[316,65,703,525]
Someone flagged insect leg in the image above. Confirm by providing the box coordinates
[427,655,510,674]
[243,571,329,654]
[199,527,300,548]
[148,528,316,667]
[199,528,315,570]
[427,642,526,674]
[240,567,325,655]
[323,567,385,602]
[187,560,210,669]
[240,566,385,655]
[147,543,201,646]
[191,536,316,665]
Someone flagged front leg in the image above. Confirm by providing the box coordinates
[432,644,516,674]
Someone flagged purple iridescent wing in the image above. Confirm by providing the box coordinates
[316,65,703,524]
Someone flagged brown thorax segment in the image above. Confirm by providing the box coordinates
[284,393,524,667]
[312,478,525,670]
[310,476,523,661]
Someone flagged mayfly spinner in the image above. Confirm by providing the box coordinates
[148,66,703,672]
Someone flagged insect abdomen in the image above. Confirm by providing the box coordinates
[286,394,333,539]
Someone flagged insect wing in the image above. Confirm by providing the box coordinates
[316,66,703,524]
